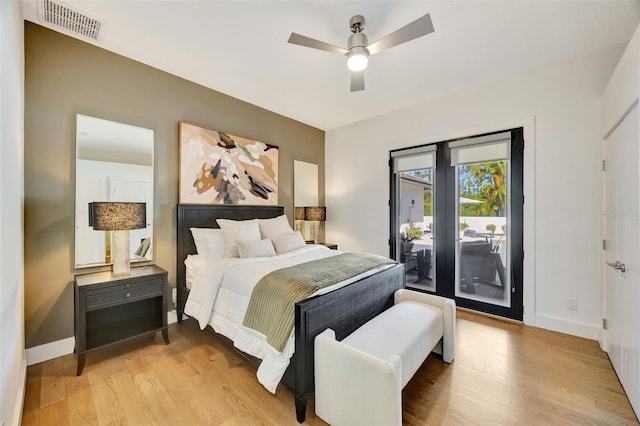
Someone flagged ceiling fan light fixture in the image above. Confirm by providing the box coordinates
[347,47,369,71]
[287,12,434,91]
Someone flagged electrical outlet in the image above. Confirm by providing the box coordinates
[566,298,578,311]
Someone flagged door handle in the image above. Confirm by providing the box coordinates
[606,261,626,272]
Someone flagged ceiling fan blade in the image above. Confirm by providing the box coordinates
[350,71,365,92]
[288,33,349,55]
[367,13,434,56]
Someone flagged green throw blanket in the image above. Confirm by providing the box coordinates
[242,252,396,352]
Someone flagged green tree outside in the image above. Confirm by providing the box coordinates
[459,161,506,217]
[407,161,506,218]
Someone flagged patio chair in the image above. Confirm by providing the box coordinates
[416,248,432,281]
[459,241,492,293]
[400,241,431,282]
[400,241,417,272]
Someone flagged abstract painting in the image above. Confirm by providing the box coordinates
[179,122,279,205]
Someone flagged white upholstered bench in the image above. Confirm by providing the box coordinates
[314,289,456,426]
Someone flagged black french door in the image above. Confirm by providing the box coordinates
[390,128,523,320]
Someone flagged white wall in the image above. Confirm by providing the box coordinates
[326,44,625,339]
[602,24,640,139]
[0,2,26,425]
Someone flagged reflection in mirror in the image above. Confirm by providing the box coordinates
[75,114,154,268]
[293,160,318,239]
[294,160,318,206]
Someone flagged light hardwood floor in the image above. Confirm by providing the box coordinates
[22,312,639,425]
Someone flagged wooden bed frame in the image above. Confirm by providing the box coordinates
[176,204,405,422]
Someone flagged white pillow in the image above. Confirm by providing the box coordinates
[184,254,202,289]
[272,231,306,255]
[259,215,294,240]
[237,239,276,258]
[216,218,261,257]
[190,228,225,257]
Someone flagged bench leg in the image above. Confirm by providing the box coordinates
[295,393,307,423]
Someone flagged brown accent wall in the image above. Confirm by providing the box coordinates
[24,22,325,348]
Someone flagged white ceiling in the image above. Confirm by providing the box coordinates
[22,0,640,130]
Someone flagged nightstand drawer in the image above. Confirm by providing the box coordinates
[86,282,163,310]
[84,276,159,296]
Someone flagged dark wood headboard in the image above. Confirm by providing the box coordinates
[176,204,284,318]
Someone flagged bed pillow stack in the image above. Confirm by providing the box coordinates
[193,215,306,259]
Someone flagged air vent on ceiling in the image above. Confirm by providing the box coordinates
[37,0,105,42]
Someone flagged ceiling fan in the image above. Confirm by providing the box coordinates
[287,13,434,92]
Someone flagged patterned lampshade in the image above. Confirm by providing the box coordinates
[294,207,305,221]
[89,202,146,231]
[304,206,326,222]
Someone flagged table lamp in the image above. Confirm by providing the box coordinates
[294,206,306,236]
[304,206,326,244]
[89,202,146,275]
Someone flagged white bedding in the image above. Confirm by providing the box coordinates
[184,244,391,393]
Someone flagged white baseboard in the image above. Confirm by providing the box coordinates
[26,337,75,366]
[168,309,178,325]
[534,313,600,340]
[10,356,27,426]
[26,310,179,366]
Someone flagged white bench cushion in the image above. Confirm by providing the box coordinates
[341,300,444,388]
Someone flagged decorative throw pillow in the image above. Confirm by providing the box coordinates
[258,215,294,240]
[190,228,225,257]
[272,231,306,255]
[237,239,277,258]
[216,218,261,257]
[134,237,151,257]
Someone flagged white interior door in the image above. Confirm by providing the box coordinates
[603,102,640,418]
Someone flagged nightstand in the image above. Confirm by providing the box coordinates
[74,265,169,375]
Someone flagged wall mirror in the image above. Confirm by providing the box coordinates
[293,160,319,239]
[294,160,318,206]
[75,114,154,268]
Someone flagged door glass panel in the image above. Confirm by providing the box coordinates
[398,168,435,291]
[455,160,510,307]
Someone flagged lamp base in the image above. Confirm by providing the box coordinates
[112,230,131,276]
[295,220,306,240]
[310,221,320,244]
